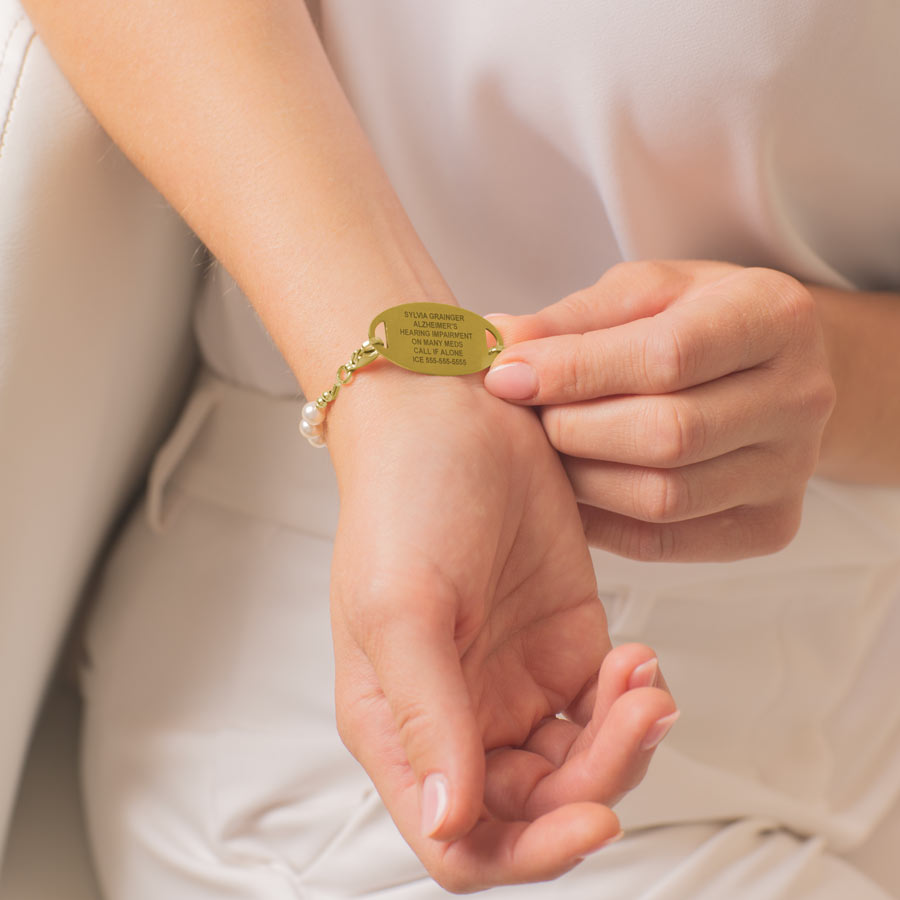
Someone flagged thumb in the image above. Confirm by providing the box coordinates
[486,264,681,349]
[485,288,628,349]
[484,312,551,346]
[482,272,677,403]
[338,602,485,842]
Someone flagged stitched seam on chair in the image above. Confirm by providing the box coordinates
[0,14,25,70]
[0,26,36,163]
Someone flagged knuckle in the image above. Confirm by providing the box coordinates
[603,260,682,317]
[608,258,676,287]
[757,268,816,335]
[558,286,599,322]
[540,405,574,452]
[552,337,587,401]
[637,522,676,562]
[781,442,819,484]
[643,325,690,392]
[612,260,694,312]
[625,521,676,563]
[393,700,434,760]
[603,260,637,287]
[753,501,804,556]
[646,400,705,467]
[635,468,692,523]
[569,333,602,399]
[763,518,799,555]
[580,504,612,551]
[635,259,681,285]
[779,371,835,448]
[583,507,677,562]
[805,372,837,423]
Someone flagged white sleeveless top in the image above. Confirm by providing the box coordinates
[195,1,900,847]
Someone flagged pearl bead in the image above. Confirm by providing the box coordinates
[307,433,327,448]
[299,418,322,439]
[301,401,325,426]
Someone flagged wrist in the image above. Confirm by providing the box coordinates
[811,283,900,482]
[300,300,505,454]
[280,276,460,399]
[324,364,487,471]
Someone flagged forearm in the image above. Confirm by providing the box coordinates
[814,284,900,483]
[22,0,451,397]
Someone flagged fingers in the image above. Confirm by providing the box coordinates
[539,365,824,525]
[483,645,675,821]
[566,642,662,729]
[579,497,805,562]
[485,267,814,405]
[372,618,484,840]
[333,592,485,842]
[487,259,704,346]
[535,643,672,767]
[538,364,812,465]
[527,654,677,817]
[338,651,627,893]
[338,627,660,892]
[563,445,806,525]
[334,626,629,894]
[434,804,622,892]
[584,643,670,723]
[496,686,676,820]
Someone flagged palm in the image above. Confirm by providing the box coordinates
[459,468,608,750]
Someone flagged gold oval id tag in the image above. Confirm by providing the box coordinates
[368,302,503,375]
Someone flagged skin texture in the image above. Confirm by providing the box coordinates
[485,260,845,561]
[814,283,900,483]
[20,0,675,889]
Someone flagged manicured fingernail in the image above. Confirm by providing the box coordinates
[629,658,659,690]
[484,362,538,400]
[483,313,508,321]
[640,710,681,751]
[421,773,450,837]
[574,829,626,862]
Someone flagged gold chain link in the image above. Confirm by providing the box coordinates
[315,339,381,409]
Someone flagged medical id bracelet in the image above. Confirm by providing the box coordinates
[299,302,503,447]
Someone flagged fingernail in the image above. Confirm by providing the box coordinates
[420,773,450,837]
[628,658,659,690]
[483,313,508,321]
[574,829,626,862]
[640,710,681,751]
[484,362,538,400]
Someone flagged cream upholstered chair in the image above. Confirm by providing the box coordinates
[0,3,201,896]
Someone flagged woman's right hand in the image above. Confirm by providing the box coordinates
[326,369,677,891]
[483,261,836,562]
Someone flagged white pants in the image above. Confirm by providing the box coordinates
[79,372,899,899]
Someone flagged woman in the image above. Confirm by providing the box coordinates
[22,1,900,896]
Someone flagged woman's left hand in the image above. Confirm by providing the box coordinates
[328,371,676,890]
[484,260,836,562]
